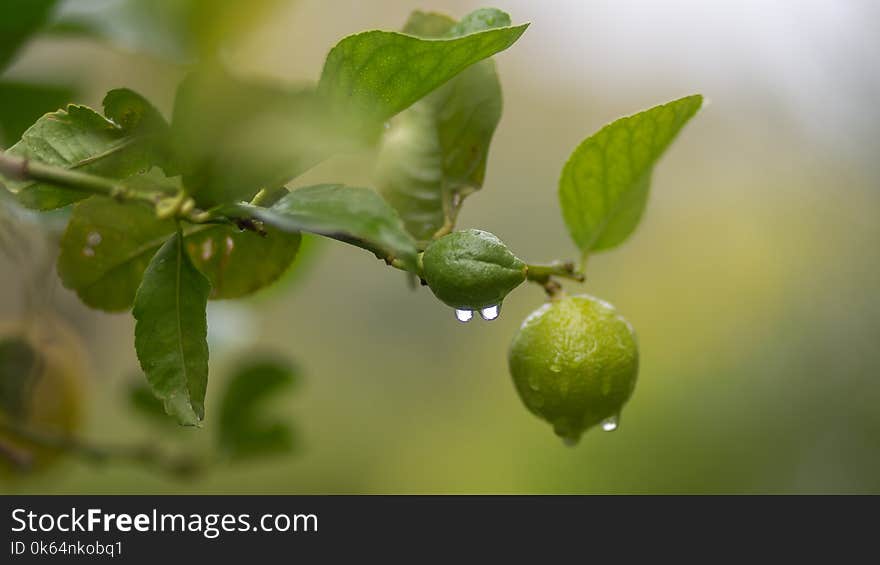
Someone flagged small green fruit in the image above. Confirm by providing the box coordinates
[508,294,638,443]
[421,229,526,311]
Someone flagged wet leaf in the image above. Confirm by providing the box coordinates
[559,95,703,258]
[375,8,507,241]
[133,231,210,426]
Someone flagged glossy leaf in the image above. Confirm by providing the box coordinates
[375,9,507,241]
[1,104,152,210]
[0,0,57,71]
[133,231,210,426]
[171,66,343,207]
[217,356,299,459]
[59,193,301,311]
[242,184,419,271]
[559,95,703,256]
[317,17,527,133]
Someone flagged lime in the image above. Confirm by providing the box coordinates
[421,229,526,313]
[508,294,638,443]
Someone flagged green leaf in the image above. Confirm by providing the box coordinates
[171,66,343,207]
[58,195,176,312]
[133,231,210,426]
[0,0,57,71]
[103,88,176,174]
[241,184,419,271]
[1,104,152,210]
[58,192,301,311]
[185,223,301,300]
[317,17,527,134]
[559,95,703,257]
[375,9,508,241]
[217,355,299,459]
[0,81,75,148]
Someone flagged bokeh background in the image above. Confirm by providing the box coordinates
[1,0,879,493]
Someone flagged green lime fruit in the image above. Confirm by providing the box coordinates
[508,294,639,444]
[421,229,526,318]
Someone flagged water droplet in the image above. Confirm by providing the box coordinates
[562,437,579,447]
[601,415,619,432]
[527,376,540,391]
[225,235,235,253]
[549,364,562,373]
[82,247,95,257]
[454,309,473,323]
[479,304,499,321]
[383,121,391,130]
[86,232,102,246]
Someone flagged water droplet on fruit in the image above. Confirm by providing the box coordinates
[82,247,95,257]
[86,232,102,246]
[528,376,540,391]
[454,309,473,323]
[479,304,499,321]
[549,364,561,373]
[601,414,619,432]
[562,437,579,447]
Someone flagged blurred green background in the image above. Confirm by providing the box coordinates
[1,0,879,493]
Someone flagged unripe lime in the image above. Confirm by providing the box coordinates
[421,229,526,312]
[0,319,87,477]
[508,295,638,444]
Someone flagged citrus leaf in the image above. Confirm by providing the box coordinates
[103,88,176,174]
[559,95,703,257]
[317,17,527,134]
[58,192,301,311]
[185,224,301,300]
[0,0,57,71]
[217,355,299,460]
[133,231,210,426]
[58,196,176,312]
[171,66,343,208]
[241,184,419,271]
[375,8,507,241]
[1,101,156,210]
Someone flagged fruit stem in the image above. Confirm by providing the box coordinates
[525,261,585,283]
[525,262,579,301]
